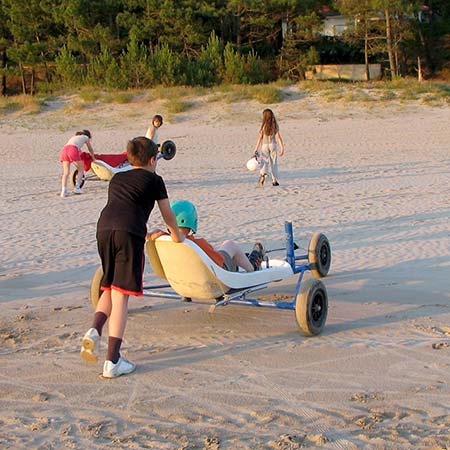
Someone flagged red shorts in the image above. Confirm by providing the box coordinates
[60,145,80,162]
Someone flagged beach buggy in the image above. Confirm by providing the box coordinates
[71,140,177,188]
[89,222,331,336]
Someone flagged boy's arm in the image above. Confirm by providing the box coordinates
[146,228,167,240]
[157,198,184,243]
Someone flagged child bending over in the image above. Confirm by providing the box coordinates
[59,129,95,197]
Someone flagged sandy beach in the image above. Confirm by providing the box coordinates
[0,90,449,449]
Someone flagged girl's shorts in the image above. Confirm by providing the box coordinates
[60,145,81,162]
[97,230,145,296]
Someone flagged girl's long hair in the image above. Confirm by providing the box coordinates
[260,109,278,136]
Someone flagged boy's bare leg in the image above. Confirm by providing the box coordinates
[219,240,254,272]
[96,290,112,317]
[108,290,129,339]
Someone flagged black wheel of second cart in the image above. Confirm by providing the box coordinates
[295,278,328,336]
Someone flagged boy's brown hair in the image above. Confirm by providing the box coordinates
[127,136,158,167]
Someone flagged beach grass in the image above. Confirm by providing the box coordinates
[3,79,449,119]
[0,94,44,115]
[299,78,450,104]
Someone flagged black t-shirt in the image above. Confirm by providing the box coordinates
[97,168,168,238]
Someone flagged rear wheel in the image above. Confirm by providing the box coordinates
[90,266,104,310]
[295,278,328,336]
[308,233,331,278]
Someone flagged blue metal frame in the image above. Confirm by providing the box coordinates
[142,221,311,312]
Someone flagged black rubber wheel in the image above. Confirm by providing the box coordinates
[160,140,176,160]
[295,278,328,336]
[90,266,104,310]
[71,170,85,189]
[308,232,331,278]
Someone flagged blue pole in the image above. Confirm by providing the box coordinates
[285,221,295,270]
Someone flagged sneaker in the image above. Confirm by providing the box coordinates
[73,187,85,194]
[272,181,280,186]
[247,242,266,271]
[60,188,67,198]
[102,356,136,378]
[257,174,266,187]
[80,328,100,363]
[253,242,266,259]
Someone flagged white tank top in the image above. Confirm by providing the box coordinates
[67,135,89,149]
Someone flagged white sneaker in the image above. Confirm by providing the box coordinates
[60,189,67,198]
[102,356,136,378]
[80,328,100,363]
[73,187,85,194]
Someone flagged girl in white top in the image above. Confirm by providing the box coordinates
[253,109,285,187]
[145,114,163,146]
[59,129,95,197]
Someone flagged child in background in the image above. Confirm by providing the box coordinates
[80,136,184,379]
[149,200,266,273]
[145,114,163,146]
[253,109,285,187]
[59,130,95,197]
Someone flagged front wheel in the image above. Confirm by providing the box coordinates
[295,278,328,336]
[90,266,104,310]
[308,232,331,278]
[160,140,176,160]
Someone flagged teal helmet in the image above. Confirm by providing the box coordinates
[171,200,198,233]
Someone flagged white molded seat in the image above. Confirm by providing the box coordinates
[90,160,132,181]
[146,236,293,301]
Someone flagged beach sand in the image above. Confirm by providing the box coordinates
[0,92,449,449]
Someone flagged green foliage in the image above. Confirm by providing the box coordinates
[1,0,450,94]
[223,42,245,84]
[149,44,181,86]
[54,46,84,87]
[86,46,122,89]
[243,50,267,84]
[188,31,223,86]
[119,34,150,88]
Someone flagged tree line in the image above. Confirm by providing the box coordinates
[1,0,449,95]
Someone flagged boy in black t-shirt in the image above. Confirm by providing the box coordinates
[80,136,184,378]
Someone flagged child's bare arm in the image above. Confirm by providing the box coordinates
[146,228,167,240]
[276,131,285,156]
[157,199,184,242]
[253,131,263,154]
[86,141,95,159]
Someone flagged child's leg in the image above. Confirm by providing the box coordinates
[61,161,70,192]
[269,147,279,182]
[80,290,111,363]
[91,290,112,335]
[259,145,270,176]
[219,240,254,272]
[106,289,129,363]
